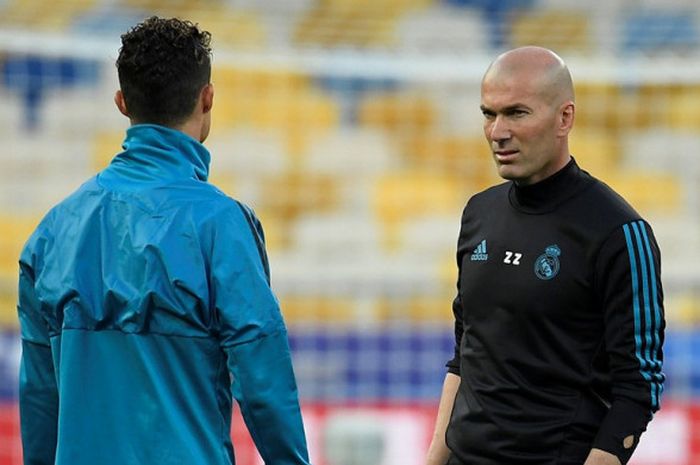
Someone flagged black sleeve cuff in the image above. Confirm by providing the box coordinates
[592,398,652,464]
[446,359,460,376]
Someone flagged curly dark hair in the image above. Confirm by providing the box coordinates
[116,16,212,126]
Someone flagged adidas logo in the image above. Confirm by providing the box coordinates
[471,239,488,261]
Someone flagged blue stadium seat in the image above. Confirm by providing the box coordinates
[442,0,536,47]
[1,55,100,130]
[288,326,454,401]
[658,329,700,398]
[622,10,699,53]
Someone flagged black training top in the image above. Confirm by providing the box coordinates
[446,158,665,465]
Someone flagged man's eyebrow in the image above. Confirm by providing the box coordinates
[480,103,529,113]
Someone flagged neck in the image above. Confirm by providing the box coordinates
[508,157,592,214]
[514,151,571,187]
[175,117,205,142]
[130,117,204,143]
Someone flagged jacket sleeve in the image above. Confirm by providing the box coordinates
[446,206,469,376]
[17,239,59,465]
[592,220,665,464]
[210,203,310,465]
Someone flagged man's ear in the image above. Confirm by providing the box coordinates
[114,90,130,117]
[558,101,575,136]
[201,83,214,114]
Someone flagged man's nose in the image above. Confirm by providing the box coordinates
[489,115,511,142]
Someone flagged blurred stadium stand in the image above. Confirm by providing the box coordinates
[1,1,700,464]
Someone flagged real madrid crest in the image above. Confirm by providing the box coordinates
[534,245,561,280]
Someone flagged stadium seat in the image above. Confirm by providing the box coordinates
[600,170,683,215]
[186,8,268,49]
[290,213,383,258]
[510,9,591,52]
[0,0,96,30]
[650,217,700,268]
[443,0,537,48]
[0,217,40,312]
[280,296,358,324]
[304,127,399,175]
[395,4,488,54]
[358,92,436,136]
[573,82,622,131]
[207,128,289,176]
[293,0,431,49]
[569,130,621,176]
[373,171,464,248]
[622,9,700,54]
[92,131,124,171]
[666,293,700,327]
[1,56,101,131]
[212,67,339,156]
[621,128,700,176]
[400,133,499,191]
[377,296,454,323]
[668,86,700,129]
[373,172,464,221]
[396,214,460,257]
[258,172,340,222]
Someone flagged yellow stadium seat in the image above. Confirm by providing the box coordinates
[668,86,700,129]
[376,296,453,324]
[0,216,41,313]
[0,290,19,328]
[574,82,621,132]
[258,172,340,222]
[358,93,436,135]
[212,68,338,156]
[401,133,500,191]
[0,215,40,255]
[665,293,700,327]
[510,9,591,52]
[373,171,463,222]
[574,83,669,132]
[186,8,267,49]
[293,0,431,48]
[439,253,459,290]
[213,68,310,95]
[280,296,357,324]
[373,171,465,248]
[251,208,288,252]
[600,170,683,215]
[0,0,96,30]
[212,70,339,157]
[569,130,621,176]
[92,131,123,172]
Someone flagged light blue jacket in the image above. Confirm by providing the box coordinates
[18,124,310,465]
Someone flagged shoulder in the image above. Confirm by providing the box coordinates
[463,181,510,213]
[577,172,643,230]
[570,171,660,260]
[194,189,262,235]
[24,176,100,248]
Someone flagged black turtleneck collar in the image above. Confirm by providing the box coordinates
[508,157,593,214]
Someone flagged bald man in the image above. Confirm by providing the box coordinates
[425,47,665,465]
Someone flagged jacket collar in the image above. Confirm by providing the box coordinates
[508,157,592,214]
[105,124,210,184]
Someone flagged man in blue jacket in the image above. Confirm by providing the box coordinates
[18,16,311,465]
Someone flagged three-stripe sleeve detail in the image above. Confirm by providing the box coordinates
[622,220,664,410]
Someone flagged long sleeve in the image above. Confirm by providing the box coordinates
[18,245,59,465]
[446,206,469,376]
[592,220,665,464]
[211,203,310,465]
